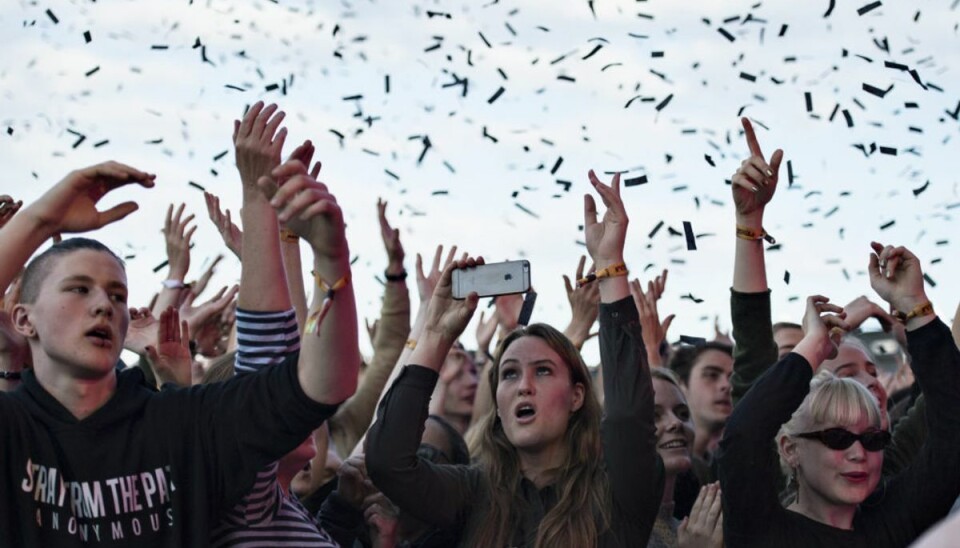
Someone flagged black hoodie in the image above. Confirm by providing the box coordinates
[0,353,337,547]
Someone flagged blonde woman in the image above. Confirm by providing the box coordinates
[717,243,960,547]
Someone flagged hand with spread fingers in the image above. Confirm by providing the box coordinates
[678,482,724,548]
[163,203,197,281]
[179,284,239,339]
[189,254,224,299]
[204,192,243,259]
[415,245,459,307]
[257,159,348,259]
[630,273,675,367]
[563,255,600,349]
[732,118,783,221]
[234,101,288,188]
[793,295,850,368]
[584,169,630,302]
[145,306,193,387]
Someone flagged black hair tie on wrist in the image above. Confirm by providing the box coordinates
[0,370,22,380]
[384,270,408,282]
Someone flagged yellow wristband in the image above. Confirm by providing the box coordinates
[893,301,934,323]
[736,225,776,244]
[577,262,628,287]
[405,339,417,350]
[279,229,299,243]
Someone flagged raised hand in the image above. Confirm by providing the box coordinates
[0,195,23,230]
[124,307,158,356]
[28,161,155,235]
[868,242,929,316]
[732,118,783,220]
[337,455,377,510]
[415,244,458,306]
[378,199,405,274]
[163,203,196,280]
[420,257,484,348]
[203,192,243,259]
[145,306,192,387]
[584,170,627,267]
[842,295,896,332]
[678,482,724,548]
[234,102,287,188]
[794,295,849,367]
[179,284,239,336]
[630,277,675,366]
[257,160,347,259]
[475,309,499,357]
[363,492,399,548]
[562,255,600,349]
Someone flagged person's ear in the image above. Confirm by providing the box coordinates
[570,382,585,413]
[11,304,36,338]
[778,434,800,468]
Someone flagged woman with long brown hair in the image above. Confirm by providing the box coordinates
[366,170,662,547]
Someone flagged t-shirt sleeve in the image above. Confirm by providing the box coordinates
[234,308,301,375]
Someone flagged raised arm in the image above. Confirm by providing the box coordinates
[866,242,960,541]
[258,158,360,405]
[729,118,783,403]
[0,162,154,295]
[330,199,411,457]
[365,256,482,528]
[562,255,600,350]
[151,203,197,317]
[586,169,661,535]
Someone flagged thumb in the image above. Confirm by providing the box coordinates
[678,515,689,535]
[99,202,140,227]
[661,314,676,336]
[256,175,280,201]
[145,346,159,364]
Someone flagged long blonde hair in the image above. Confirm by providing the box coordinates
[468,324,610,548]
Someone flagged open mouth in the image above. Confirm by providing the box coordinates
[841,472,868,482]
[515,404,536,423]
[85,327,113,347]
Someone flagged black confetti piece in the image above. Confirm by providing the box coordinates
[912,180,930,196]
[787,160,795,185]
[704,154,715,167]
[625,175,648,187]
[784,271,791,284]
[152,260,169,273]
[857,1,882,16]
[649,220,664,238]
[46,9,58,24]
[739,72,756,82]
[879,220,895,230]
[187,181,206,191]
[85,66,100,77]
[83,30,92,43]
[550,157,563,175]
[514,203,539,218]
[683,221,697,250]
[923,273,936,287]
[862,82,893,98]
[717,28,735,42]
[804,92,813,112]
[213,150,229,161]
[488,86,505,104]
[582,44,603,60]
[681,293,705,304]
[824,0,836,17]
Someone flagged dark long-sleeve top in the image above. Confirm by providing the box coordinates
[717,318,960,548]
[730,289,928,481]
[365,296,663,547]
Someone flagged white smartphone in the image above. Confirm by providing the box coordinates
[452,260,531,299]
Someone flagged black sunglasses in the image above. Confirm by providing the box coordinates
[796,428,891,452]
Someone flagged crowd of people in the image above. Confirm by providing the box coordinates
[0,104,958,548]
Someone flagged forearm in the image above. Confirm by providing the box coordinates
[152,286,185,317]
[952,299,960,349]
[298,253,360,404]
[563,319,592,351]
[281,239,307,330]
[732,211,768,293]
[239,192,291,311]
[730,289,778,403]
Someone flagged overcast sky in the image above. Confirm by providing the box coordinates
[2,0,958,360]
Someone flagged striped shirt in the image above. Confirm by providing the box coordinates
[209,308,338,548]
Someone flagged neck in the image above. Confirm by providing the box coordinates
[788,490,857,530]
[518,443,566,489]
[34,359,116,421]
[693,422,724,459]
[661,472,677,507]
[277,460,303,497]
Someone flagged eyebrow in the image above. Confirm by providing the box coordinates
[500,358,557,367]
[701,365,728,375]
[60,275,128,291]
[833,363,855,375]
